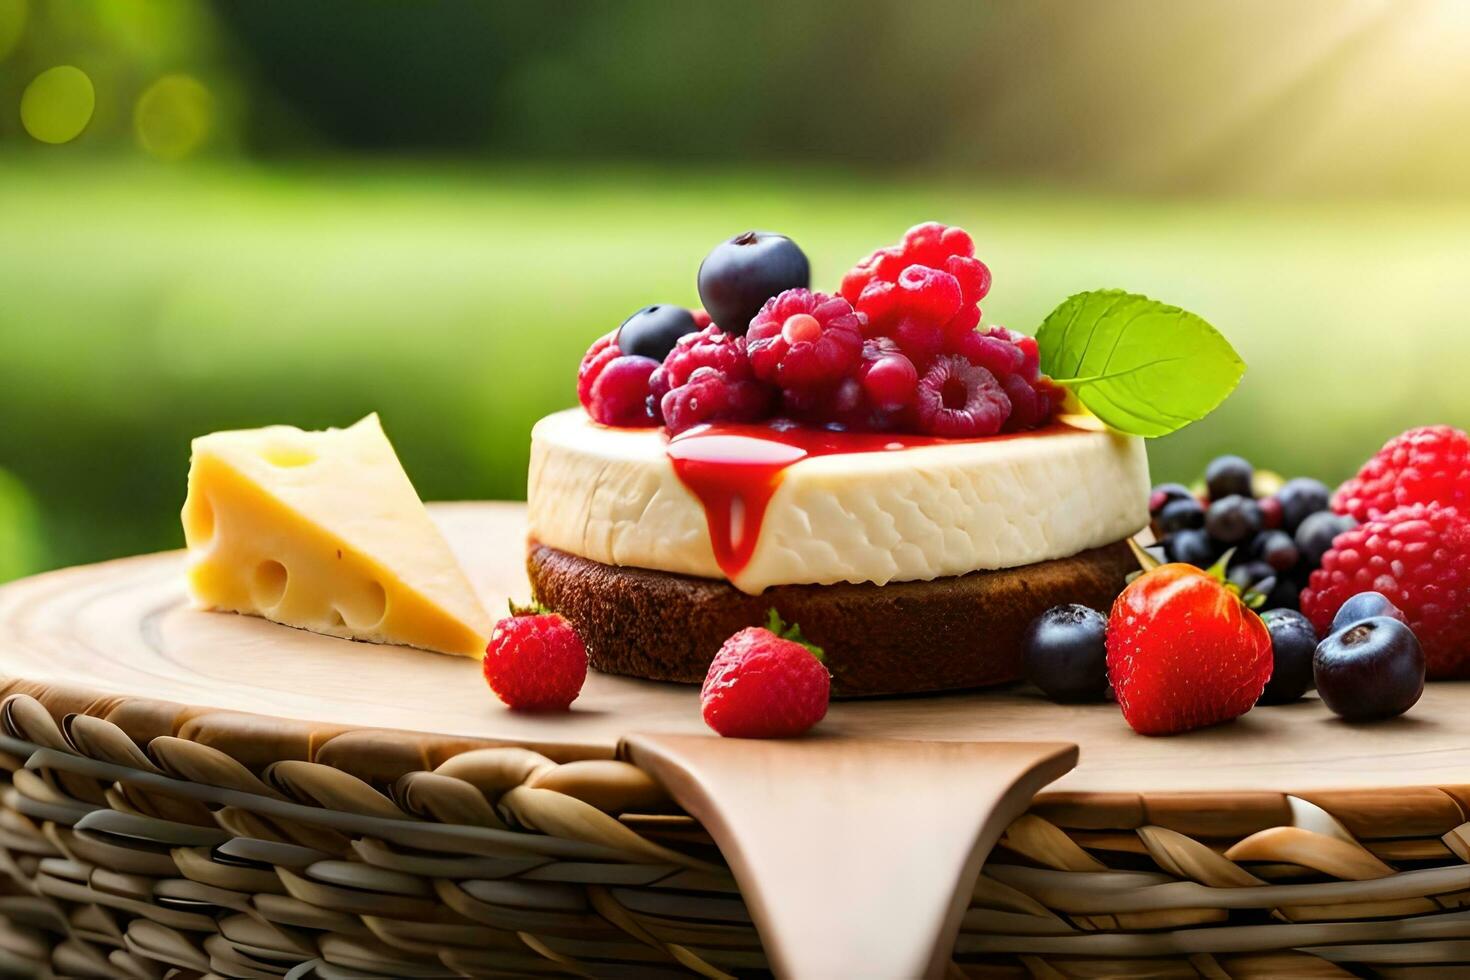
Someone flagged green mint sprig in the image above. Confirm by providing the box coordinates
[1037,289,1244,438]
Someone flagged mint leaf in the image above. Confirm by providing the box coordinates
[1037,290,1244,437]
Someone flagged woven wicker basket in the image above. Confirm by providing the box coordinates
[0,684,1467,978]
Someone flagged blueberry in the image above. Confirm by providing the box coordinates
[1205,495,1263,545]
[1314,617,1425,721]
[1227,559,1274,593]
[615,305,698,362]
[1276,477,1331,532]
[1157,498,1205,535]
[1252,530,1300,572]
[1261,572,1302,612]
[1164,527,1216,567]
[697,231,810,335]
[1295,511,1357,568]
[1205,455,1254,501]
[1149,483,1194,516]
[1022,604,1110,703]
[1258,609,1318,704]
[1331,591,1407,633]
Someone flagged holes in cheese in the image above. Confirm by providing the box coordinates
[180,414,490,658]
[252,560,289,608]
[337,579,388,632]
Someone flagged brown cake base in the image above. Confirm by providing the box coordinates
[528,539,1138,697]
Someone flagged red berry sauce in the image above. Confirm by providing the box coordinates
[667,420,1078,579]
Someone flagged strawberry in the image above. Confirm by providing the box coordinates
[1107,551,1272,736]
[701,611,830,738]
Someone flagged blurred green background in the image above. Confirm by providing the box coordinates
[2,0,1468,579]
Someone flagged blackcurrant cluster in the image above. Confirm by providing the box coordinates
[1148,455,1355,612]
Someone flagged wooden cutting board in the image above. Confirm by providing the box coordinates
[0,502,1466,793]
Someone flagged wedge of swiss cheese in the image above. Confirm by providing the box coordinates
[181,414,491,658]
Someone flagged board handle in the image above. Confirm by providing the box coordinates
[622,733,1077,980]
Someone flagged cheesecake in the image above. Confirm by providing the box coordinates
[527,409,1150,695]
[530,221,1171,695]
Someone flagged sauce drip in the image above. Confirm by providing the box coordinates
[666,421,1077,580]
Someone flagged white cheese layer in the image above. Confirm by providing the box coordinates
[527,409,1150,595]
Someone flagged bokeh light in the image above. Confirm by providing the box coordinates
[0,0,25,63]
[134,74,212,160]
[20,65,94,144]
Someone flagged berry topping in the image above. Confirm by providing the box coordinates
[1205,454,1254,501]
[577,334,659,427]
[1332,425,1470,522]
[577,222,1059,436]
[650,325,775,434]
[914,355,1010,438]
[1301,502,1470,678]
[697,231,811,335]
[483,606,588,711]
[1023,604,1110,703]
[616,304,698,363]
[745,289,864,391]
[700,612,830,739]
[1313,617,1425,721]
[1107,561,1273,735]
[1331,590,1407,633]
[1257,609,1317,705]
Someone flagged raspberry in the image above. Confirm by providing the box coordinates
[840,222,988,307]
[915,355,1011,437]
[895,266,963,324]
[842,223,992,370]
[851,270,963,367]
[577,333,620,407]
[587,356,659,426]
[1301,503,1470,678]
[953,329,1025,377]
[578,335,659,426]
[859,339,919,411]
[650,325,774,434]
[701,619,830,738]
[1332,426,1470,522]
[662,366,774,434]
[484,610,588,711]
[691,309,713,330]
[745,289,864,390]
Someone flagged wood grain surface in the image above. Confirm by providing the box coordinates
[1,502,1467,794]
[624,733,1076,979]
